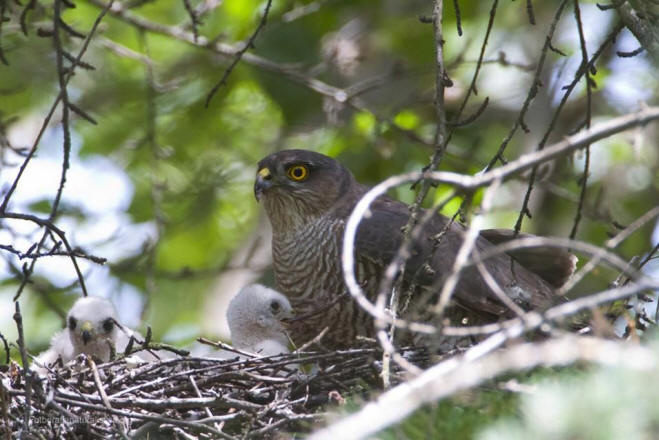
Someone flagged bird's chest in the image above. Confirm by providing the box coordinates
[70,335,112,363]
[271,217,345,300]
[271,217,385,347]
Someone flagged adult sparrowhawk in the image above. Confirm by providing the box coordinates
[254,149,576,348]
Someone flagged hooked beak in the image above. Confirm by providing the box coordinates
[280,308,296,327]
[254,167,273,201]
[81,321,93,345]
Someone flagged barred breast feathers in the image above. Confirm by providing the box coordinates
[273,216,346,301]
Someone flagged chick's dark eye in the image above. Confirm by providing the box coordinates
[287,164,309,181]
[270,300,281,314]
[68,316,77,330]
[102,319,114,333]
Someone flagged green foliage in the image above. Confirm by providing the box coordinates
[479,353,659,440]
[378,389,520,440]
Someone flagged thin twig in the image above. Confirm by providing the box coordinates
[13,302,32,438]
[569,0,592,239]
[204,0,273,107]
[513,21,624,233]
[486,0,569,171]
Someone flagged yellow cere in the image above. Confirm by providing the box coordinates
[258,167,271,179]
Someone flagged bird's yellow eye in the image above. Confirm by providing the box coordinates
[287,164,309,181]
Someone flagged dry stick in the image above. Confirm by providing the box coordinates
[139,30,162,321]
[12,302,31,439]
[513,21,624,233]
[4,212,90,300]
[87,0,435,150]
[376,192,459,320]
[633,241,659,279]
[48,396,228,436]
[51,389,264,411]
[0,332,9,364]
[451,0,497,125]
[189,376,217,425]
[100,37,154,65]
[87,357,129,439]
[0,346,428,437]
[472,236,644,283]
[341,107,659,330]
[486,0,569,171]
[372,222,648,336]
[190,0,223,22]
[451,0,462,35]
[205,0,273,107]
[51,0,74,226]
[376,331,423,378]
[3,1,114,301]
[561,206,659,295]
[189,375,239,440]
[569,0,593,239]
[434,178,503,316]
[181,0,200,42]
[0,0,112,210]
[29,359,105,420]
[612,0,659,65]
[386,0,471,370]
[525,0,536,25]
[443,274,659,338]
[281,0,330,23]
[378,0,449,389]
[378,0,499,356]
[616,46,644,58]
[385,215,463,347]
[309,334,657,440]
[0,244,106,264]
[293,327,330,353]
[196,338,259,359]
[474,257,526,317]
[0,384,12,440]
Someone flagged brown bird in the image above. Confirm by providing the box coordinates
[255,150,576,348]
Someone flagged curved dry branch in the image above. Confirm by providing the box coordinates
[341,107,659,329]
[309,334,658,440]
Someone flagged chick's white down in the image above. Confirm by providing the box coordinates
[33,296,146,372]
[227,284,294,356]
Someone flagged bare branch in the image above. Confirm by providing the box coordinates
[309,335,658,440]
[205,0,273,107]
[342,107,659,328]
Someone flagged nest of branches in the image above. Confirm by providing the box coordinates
[0,345,439,439]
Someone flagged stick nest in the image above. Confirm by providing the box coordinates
[0,346,439,439]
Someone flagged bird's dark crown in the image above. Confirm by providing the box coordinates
[257,149,344,175]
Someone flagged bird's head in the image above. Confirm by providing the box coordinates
[255,149,356,229]
[227,284,294,348]
[66,297,119,353]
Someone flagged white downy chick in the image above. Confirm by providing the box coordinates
[32,296,148,373]
[227,284,293,356]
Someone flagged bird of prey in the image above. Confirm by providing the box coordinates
[254,149,577,348]
[32,296,148,373]
[227,284,293,356]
